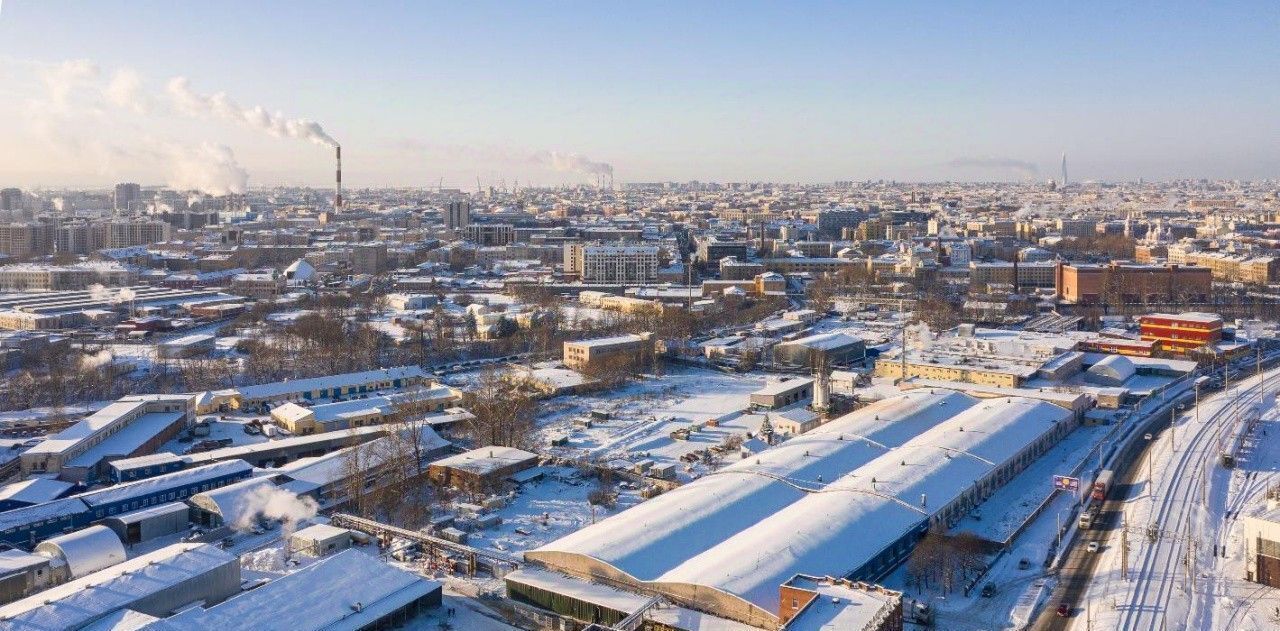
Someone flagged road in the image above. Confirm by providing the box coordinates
[1113,368,1272,631]
[1029,357,1280,631]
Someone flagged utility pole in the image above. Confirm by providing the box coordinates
[1121,511,1130,580]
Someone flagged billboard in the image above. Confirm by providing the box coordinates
[1053,475,1080,492]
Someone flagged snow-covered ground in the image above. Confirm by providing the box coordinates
[1072,367,1280,631]
[458,466,642,556]
[534,367,767,481]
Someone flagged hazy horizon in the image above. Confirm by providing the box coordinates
[1,1,1277,192]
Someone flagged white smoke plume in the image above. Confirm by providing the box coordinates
[104,67,151,115]
[164,143,249,196]
[87,283,112,302]
[532,150,614,177]
[79,350,115,371]
[945,156,1039,179]
[166,76,338,148]
[232,484,319,536]
[114,287,137,304]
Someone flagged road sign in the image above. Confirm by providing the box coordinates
[1053,475,1080,492]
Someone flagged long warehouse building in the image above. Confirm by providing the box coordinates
[517,393,1073,628]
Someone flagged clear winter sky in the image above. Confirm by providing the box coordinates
[0,0,1277,189]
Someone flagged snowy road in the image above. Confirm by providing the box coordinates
[1067,364,1280,631]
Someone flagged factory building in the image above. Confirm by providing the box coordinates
[563,333,654,373]
[20,394,195,481]
[428,446,539,492]
[518,392,1071,628]
[101,502,192,545]
[0,460,252,548]
[161,549,442,630]
[33,525,127,579]
[0,543,241,629]
[202,365,433,413]
[772,332,866,369]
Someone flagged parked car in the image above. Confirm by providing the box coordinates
[1018,558,1031,570]
[1087,541,1101,553]
[981,582,997,597]
[1056,603,1071,617]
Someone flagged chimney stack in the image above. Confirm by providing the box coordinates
[335,145,343,210]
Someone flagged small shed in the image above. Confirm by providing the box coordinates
[289,524,352,558]
[34,525,126,579]
[101,502,191,545]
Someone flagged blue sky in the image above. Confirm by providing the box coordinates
[1,0,1277,188]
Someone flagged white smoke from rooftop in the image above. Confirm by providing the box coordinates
[166,76,339,148]
[114,287,137,304]
[87,283,112,302]
[79,350,114,371]
[233,485,318,537]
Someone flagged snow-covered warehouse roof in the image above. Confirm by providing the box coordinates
[233,366,429,402]
[0,543,237,631]
[189,477,275,526]
[1087,353,1136,385]
[528,394,1070,627]
[526,391,978,606]
[34,524,126,578]
[154,548,439,631]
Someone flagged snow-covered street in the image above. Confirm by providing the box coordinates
[1069,366,1280,631]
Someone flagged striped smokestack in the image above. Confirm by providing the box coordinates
[335,145,343,209]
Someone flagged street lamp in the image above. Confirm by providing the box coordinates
[1145,433,1154,499]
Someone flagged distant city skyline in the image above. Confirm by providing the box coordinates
[1,1,1278,191]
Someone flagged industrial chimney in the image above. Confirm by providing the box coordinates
[335,145,343,210]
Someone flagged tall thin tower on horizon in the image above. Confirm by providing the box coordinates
[1060,152,1068,188]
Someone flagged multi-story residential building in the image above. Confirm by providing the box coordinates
[113,183,142,212]
[463,223,515,246]
[0,189,22,211]
[106,219,170,249]
[565,244,659,283]
[350,243,388,275]
[0,263,135,291]
[444,200,471,230]
[0,223,55,258]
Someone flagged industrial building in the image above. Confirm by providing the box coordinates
[749,378,814,410]
[268,385,460,435]
[1138,312,1224,355]
[200,365,433,413]
[33,525,126,579]
[159,548,442,630]
[563,333,653,373]
[1243,506,1280,587]
[519,391,1072,628]
[428,446,539,492]
[288,523,353,557]
[101,502,192,545]
[779,575,902,631]
[0,459,252,548]
[19,394,195,481]
[772,332,866,369]
[0,543,240,629]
